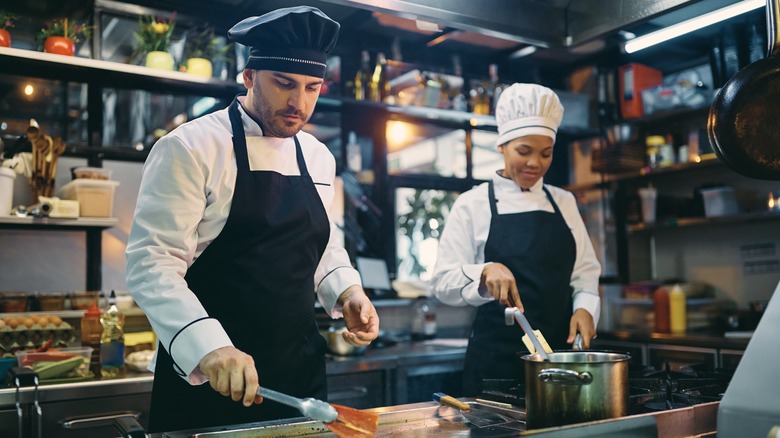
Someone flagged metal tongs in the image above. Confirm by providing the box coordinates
[504,307,550,361]
[257,386,338,423]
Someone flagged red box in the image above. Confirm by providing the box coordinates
[619,63,662,119]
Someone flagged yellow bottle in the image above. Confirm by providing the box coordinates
[669,284,687,334]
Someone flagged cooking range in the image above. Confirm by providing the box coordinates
[479,363,731,418]
[155,363,726,437]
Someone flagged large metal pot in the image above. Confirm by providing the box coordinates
[522,350,630,429]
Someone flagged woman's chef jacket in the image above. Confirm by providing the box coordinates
[125,98,361,384]
[431,171,601,323]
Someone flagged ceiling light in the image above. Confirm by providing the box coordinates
[624,0,765,54]
[509,46,537,59]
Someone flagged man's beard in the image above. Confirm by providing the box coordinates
[251,82,309,138]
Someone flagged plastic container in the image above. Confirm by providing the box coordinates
[71,166,112,180]
[58,179,119,218]
[16,347,93,381]
[669,284,687,334]
[37,292,66,311]
[0,292,29,312]
[70,291,100,310]
[699,187,739,217]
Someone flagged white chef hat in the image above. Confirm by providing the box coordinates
[495,83,564,146]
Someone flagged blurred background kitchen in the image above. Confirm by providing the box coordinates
[0,0,778,436]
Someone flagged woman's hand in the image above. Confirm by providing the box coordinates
[568,308,596,348]
[337,285,380,346]
[481,263,522,309]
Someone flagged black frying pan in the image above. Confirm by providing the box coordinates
[708,0,780,180]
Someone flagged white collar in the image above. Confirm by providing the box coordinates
[493,170,544,193]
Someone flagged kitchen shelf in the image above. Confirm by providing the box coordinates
[0,46,241,98]
[627,210,780,233]
[565,157,724,192]
[0,216,117,230]
[0,216,118,290]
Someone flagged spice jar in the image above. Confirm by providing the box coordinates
[645,135,665,168]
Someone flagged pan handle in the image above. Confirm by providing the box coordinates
[538,368,592,385]
[769,0,780,57]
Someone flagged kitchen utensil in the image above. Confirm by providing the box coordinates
[504,307,550,360]
[708,0,780,180]
[432,392,514,428]
[522,350,630,429]
[320,326,368,356]
[257,386,379,438]
[257,386,338,422]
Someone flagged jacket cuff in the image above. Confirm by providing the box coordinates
[573,291,601,328]
[461,263,494,306]
[318,266,362,318]
[168,317,233,383]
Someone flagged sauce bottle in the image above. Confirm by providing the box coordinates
[653,286,671,333]
[669,284,687,334]
[81,301,103,376]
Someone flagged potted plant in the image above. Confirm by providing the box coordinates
[39,18,92,56]
[134,13,176,70]
[0,11,17,48]
[181,25,231,78]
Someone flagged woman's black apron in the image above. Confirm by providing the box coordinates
[148,97,330,432]
[462,181,576,396]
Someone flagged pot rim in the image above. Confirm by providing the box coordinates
[520,349,631,363]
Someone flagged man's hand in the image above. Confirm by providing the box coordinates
[481,263,522,309]
[337,285,379,346]
[568,308,596,348]
[198,346,262,407]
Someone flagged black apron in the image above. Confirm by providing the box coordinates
[148,97,330,433]
[462,182,576,396]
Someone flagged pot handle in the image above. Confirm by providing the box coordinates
[538,368,593,385]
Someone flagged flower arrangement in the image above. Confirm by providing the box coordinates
[38,18,92,43]
[0,11,17,30]
[134,13,176,54]
[182,25,231,62]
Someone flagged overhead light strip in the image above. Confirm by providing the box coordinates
[624,0,765,53]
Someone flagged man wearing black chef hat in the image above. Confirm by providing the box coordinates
[125,6,379,432]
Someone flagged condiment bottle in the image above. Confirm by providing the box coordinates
[100,291,126,378]
[81,301,103,376]
[653,286,671,333]
[411,297,437,341]
[669,284,687,334]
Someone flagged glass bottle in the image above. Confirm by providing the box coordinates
[346,131,362,173]
[81,301,103,377]
[354,50,371,101]
[653,286,671,334]
[100,291,126,378]
[488,63,502,115]
[411,298,437,341]
[369,52,390,103]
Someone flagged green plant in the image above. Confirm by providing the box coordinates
[39,18,92,43]
[182,25,231,62]
[133,13,176,54]
[0,11,17,30]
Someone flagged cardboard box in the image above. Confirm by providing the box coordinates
[58,179,119,218]
[619,63,663,119]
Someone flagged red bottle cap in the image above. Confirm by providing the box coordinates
[84,301,102,318]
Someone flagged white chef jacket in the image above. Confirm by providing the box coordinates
[431,171,601,326]
[125,98,361,383]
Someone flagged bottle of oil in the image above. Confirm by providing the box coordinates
[369,52,390,103]
[354,50,371,101]
[100,291,126,378]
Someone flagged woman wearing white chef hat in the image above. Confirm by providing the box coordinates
[431,83,601,395]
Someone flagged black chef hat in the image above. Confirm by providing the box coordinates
[228,5,340,78]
